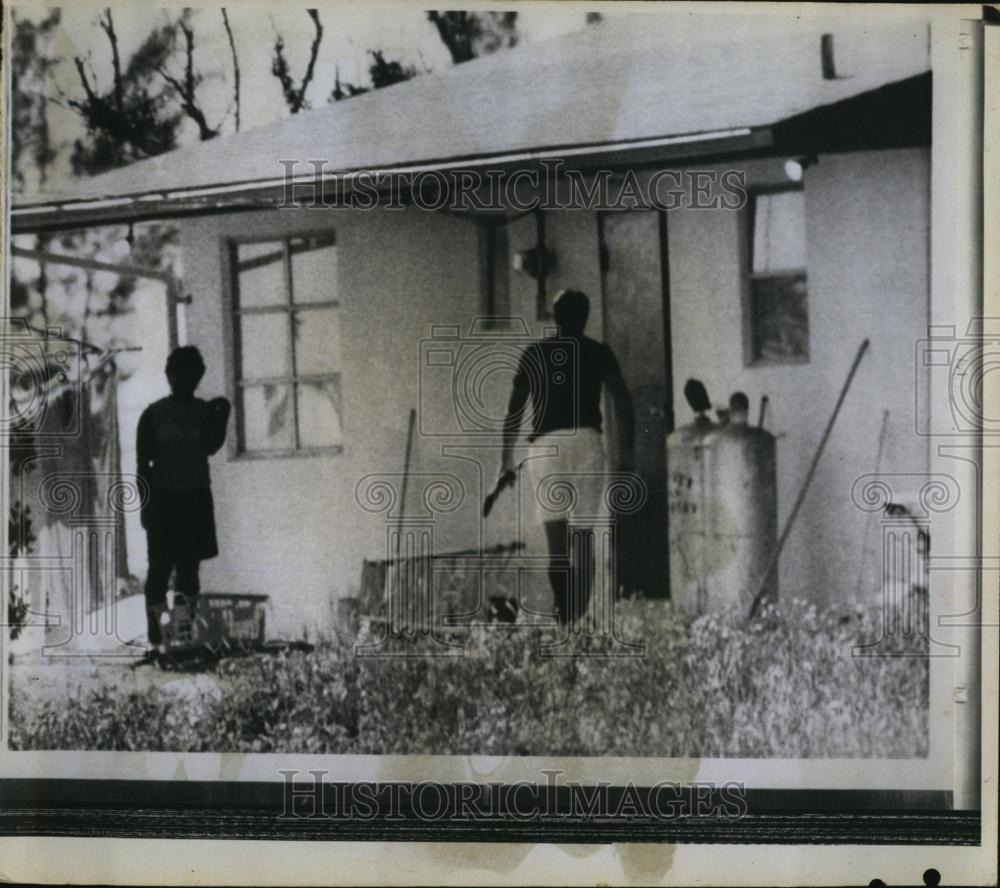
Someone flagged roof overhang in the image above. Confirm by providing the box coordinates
[11,126,773,234]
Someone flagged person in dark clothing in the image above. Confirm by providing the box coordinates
[137,346,230,651]
[499,289,634,625]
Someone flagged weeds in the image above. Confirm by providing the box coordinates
[9,598,929,757]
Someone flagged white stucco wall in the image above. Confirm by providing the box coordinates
[666,149,930,605]
[176,146,929,637]
[180,207,539,638]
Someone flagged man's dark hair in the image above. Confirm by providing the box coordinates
[684,378,711,413]
[166,346,206,382]
[729,391,750,413]
[552,289,590,334]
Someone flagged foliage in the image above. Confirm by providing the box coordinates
[10,599,929,757]
[329,11,519,103]
[7,502,37,641]
[367,51,417,91]
[65,7,226,176]
[68,11,182,176]
[427,11,519,64]
[10,10,62,192]
[330,50,418,102]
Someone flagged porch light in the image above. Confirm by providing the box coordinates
[784,159,804,183]
[784,155,817,183]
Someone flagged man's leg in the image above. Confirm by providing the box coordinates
[144,536,172,646]
[567,525,596,625]
[174,555,201,602]
[544,519,571,624]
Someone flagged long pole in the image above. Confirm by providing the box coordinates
[391,408,417,634]
[748,339,870,619]
[397,408,417,536]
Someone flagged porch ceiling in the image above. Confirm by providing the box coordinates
[11,13,932,233]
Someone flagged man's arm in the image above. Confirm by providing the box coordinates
[136,408,155,529]
[500,373,529,480]
[605,366,635,472]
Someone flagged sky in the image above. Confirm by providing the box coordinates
[14,2,608,190]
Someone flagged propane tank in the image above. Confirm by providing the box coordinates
[702,394,777,615]
[666,380,718,616]
[668,391,777,617]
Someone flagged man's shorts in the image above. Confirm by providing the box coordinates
[524,428,608,523]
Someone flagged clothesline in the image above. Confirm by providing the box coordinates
[21,321,143,357]
[10,323,143,409]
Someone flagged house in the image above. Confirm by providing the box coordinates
[8,11,979,647]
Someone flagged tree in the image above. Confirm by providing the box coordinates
[329,10,519,104]
[67,8,226,176]
[10,10,62,193]
[154,10,221,142]
[426,11,518,65]
[221,9,241,131]
[11,8,192,361]
[367,51,417,90]
[330,66,369,102]
[68,10,181,175]
[271,9,324,114]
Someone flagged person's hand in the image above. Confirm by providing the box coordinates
[208,396,231,415]
[497,454,515,487]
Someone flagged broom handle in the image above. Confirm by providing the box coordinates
[748,339,870,619]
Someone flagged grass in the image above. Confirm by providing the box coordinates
[8,598,929,757]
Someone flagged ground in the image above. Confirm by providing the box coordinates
[7,596,930,758]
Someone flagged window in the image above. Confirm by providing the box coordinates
[230,234,343,454]
[747,188,808,364]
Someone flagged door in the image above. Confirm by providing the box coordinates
[599,210,671,597]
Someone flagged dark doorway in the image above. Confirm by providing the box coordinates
[598,210,672,598]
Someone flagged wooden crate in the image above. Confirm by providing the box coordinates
[156,593,268,655]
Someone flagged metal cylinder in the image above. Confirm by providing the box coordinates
[704,423,778,614]
[666,416,717,616]
[667,419,777,617]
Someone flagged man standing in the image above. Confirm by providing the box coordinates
[137,346,230,653]
[499,289,635,625]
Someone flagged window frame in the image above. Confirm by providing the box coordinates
[742,184,810,367]
[224,231,344,459]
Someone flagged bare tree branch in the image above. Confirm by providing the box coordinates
[271,8,324,114]
[297,9,323,111]
[98,9,124,114]
[221,8,241,131]
[156,14,218,141]
[72,56,100,104]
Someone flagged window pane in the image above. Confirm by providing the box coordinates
[752,191,806,273]
[751,273,809,362]
[293,307,340,376]
[297,377,344,448]
[290,235,337,304]
[235,241,286,308]
[242,383,294,451]
[240,312,290,380]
